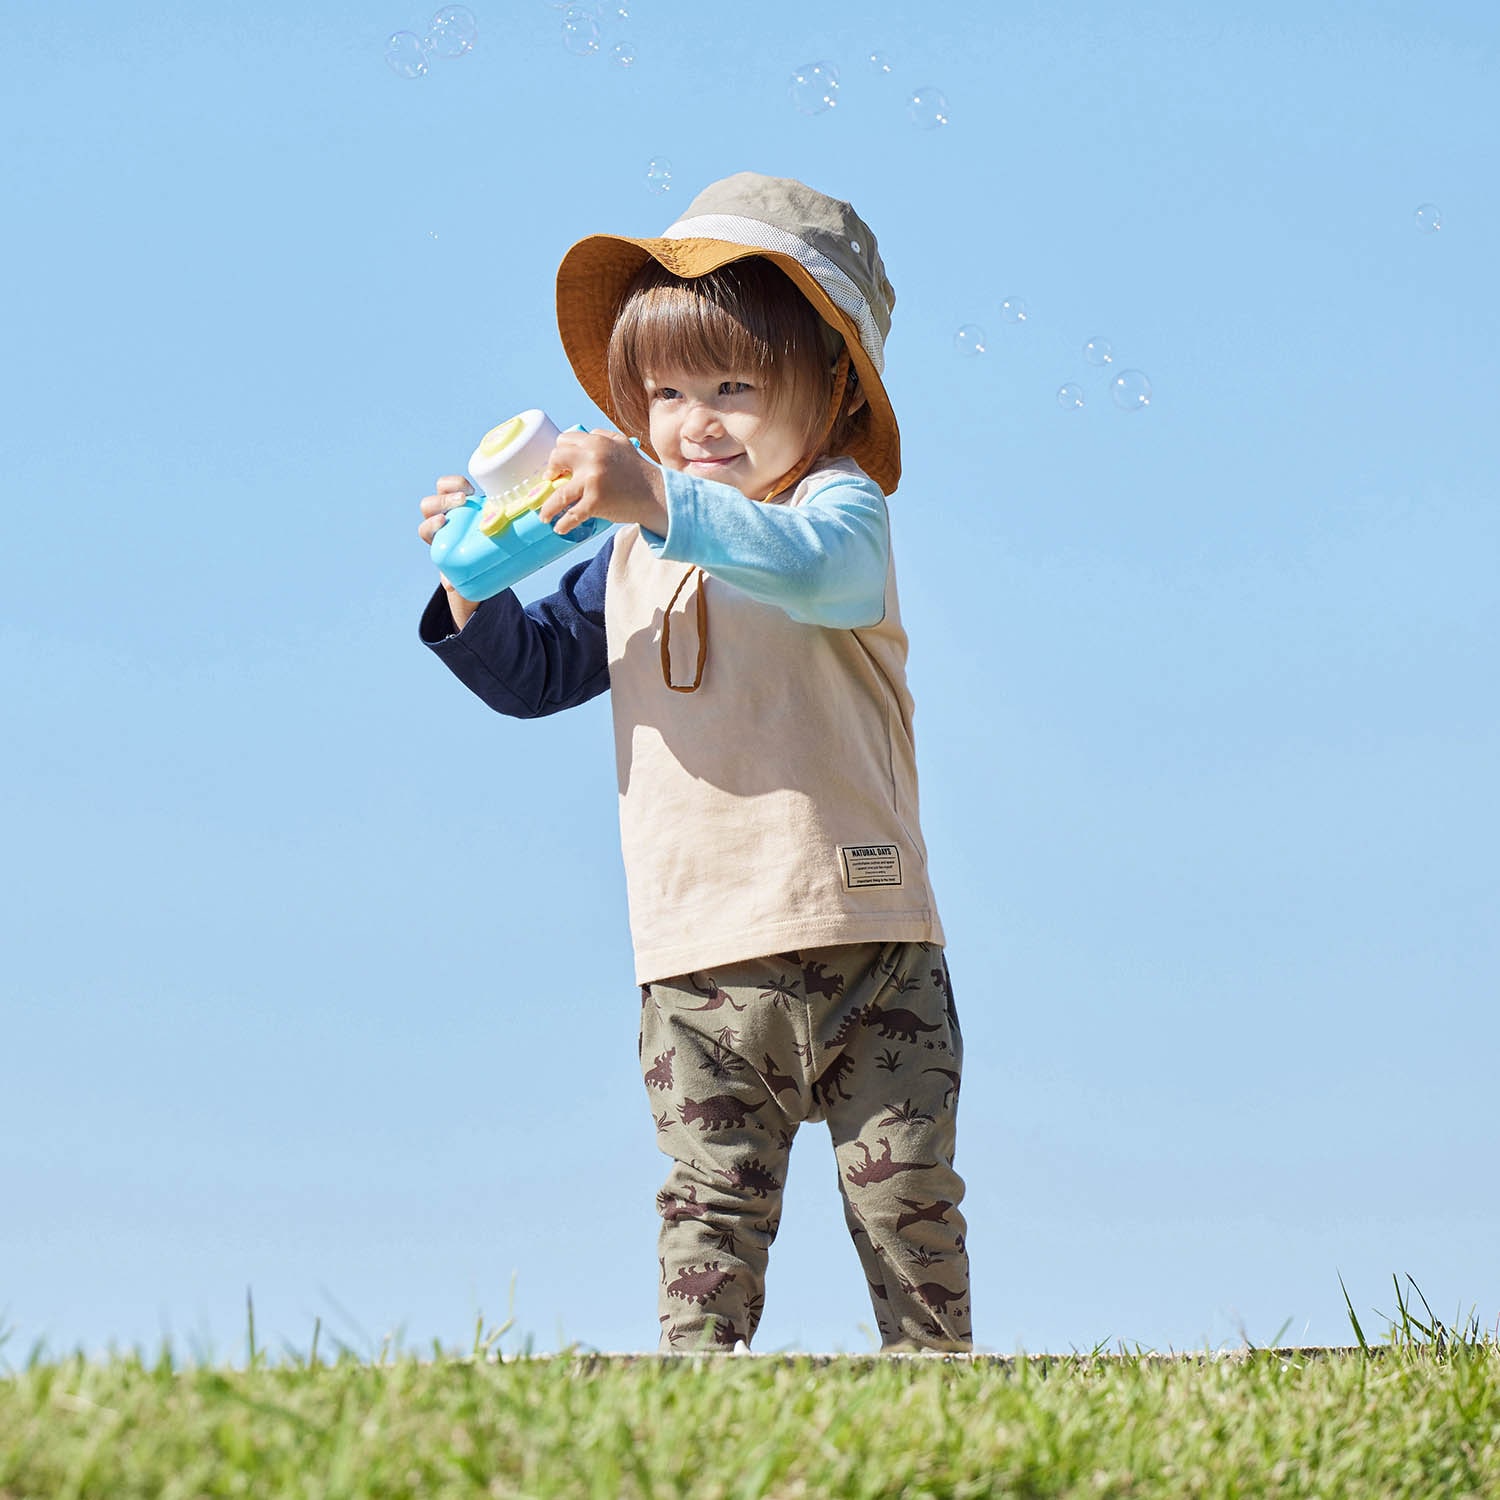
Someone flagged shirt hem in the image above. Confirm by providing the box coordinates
[634,910,946,987]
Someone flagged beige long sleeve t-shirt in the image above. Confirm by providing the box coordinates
[605,461,945,983]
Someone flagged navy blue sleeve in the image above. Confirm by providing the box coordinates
[418,535,613,718]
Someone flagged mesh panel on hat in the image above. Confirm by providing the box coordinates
[662,212,887,374]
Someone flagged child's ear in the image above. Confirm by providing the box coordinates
[844,365,867,416]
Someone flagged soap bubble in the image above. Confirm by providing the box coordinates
[954,324,987,357]
[868,51,893,73]
[1109,370,1152,411]
[790,61,840,114]
[384,31,431,77]
[613,41,635,65]
[562,7,601,54]
[907,86,949,129]
[1083,337,1113,367]
[1057,383,1085,410]
[425,5,477,57]
[1000,298,1027,324]
[646,157,672,194]
[1414,202,1442,233]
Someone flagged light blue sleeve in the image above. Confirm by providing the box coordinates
[639,466,891,628]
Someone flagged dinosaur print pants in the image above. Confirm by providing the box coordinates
[639,940,970,1353]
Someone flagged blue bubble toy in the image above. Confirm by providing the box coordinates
[428,409,615,601]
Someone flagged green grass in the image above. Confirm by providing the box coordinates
[3,1279,1497,1499]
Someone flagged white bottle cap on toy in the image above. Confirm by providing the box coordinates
[467,409,560,499]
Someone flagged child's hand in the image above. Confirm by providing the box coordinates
[539,429,668,538]
[419,474,481,631]
[418,474,474,543]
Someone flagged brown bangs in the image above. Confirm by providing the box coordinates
[607,257,840,460]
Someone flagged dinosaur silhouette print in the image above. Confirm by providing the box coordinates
[713,1158,781,1199]
[684,977,747,1012]
[933,963,959,1031]
[812,1051,855,1107]
[844,1136,938,1187]
[678,1093,766,1131]
[923,1066,961,1108]
[656,1184,710,1221]
[823,1001,870,1051]
[665,1262,735,1305]
[643,1047,675,1091]
[894,1197,956,1232]
[802,961,845,1001]
[760,1053,798,1098]
[899,1276,965,1315]
[863,1005,942,1045]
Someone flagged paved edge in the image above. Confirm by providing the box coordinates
[490,1345,1382,1368]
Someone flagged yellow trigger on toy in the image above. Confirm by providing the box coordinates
[520,474,566,512]
[477,475,558,537]
[476,498,511,537]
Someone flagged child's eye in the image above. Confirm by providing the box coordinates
[652,387,681,402]
[719,380,751,396]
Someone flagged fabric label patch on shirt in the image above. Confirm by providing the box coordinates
[840,843,903,889]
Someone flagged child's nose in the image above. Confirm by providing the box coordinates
[682,401,724,441]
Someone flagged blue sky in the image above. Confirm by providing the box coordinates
[3,0,1496,1361]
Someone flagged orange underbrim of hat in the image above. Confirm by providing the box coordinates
[555,233,901,497]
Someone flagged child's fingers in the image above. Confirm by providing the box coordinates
[420,488,475,519]
[545,429,614,483]
[538,474,584,530]
[418,477,477,543]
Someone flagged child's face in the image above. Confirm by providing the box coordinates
[644,366,811,500]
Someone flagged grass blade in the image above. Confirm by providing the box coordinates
[1339,1272,1370,1356]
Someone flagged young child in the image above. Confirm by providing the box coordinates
[418,172,970,1353]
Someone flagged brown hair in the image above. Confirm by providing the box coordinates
[606,256,867,467]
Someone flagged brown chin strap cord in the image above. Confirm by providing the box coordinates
[661,351,854,693]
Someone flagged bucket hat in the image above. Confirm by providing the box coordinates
[555,171,900,495]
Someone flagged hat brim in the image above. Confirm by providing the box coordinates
[555,233,901,496]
